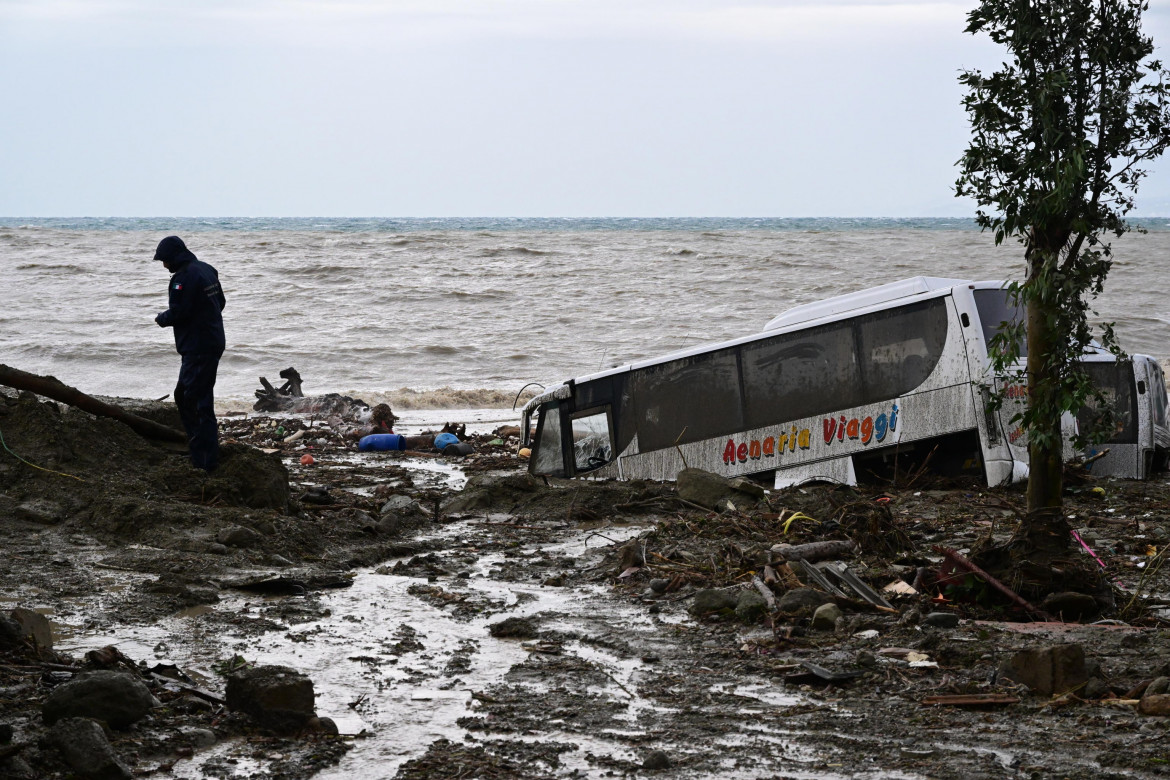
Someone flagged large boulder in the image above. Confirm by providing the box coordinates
[48,717,132,780]
[811,603,843,630]
[10,608,53,648]
[998,644,1088,697]
[676,468,764,511]
[225,665,315,733]
[42,671,157,729]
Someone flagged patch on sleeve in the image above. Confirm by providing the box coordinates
[173,283,183,290]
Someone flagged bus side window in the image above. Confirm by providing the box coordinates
[857,299,948,400]
[740,321,862,429]
[531,404,566,476]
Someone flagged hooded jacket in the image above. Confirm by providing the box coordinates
[155,242,227,356]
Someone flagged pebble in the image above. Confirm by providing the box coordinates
[922,612,960,628]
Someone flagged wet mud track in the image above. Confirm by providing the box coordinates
[46,500,1168,780]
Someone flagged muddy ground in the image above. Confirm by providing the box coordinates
[2,388,1170,779]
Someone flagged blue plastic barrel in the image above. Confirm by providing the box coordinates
[433,432,460,450]
[358,433,407,452]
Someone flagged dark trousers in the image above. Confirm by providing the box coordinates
[175,352,221,471]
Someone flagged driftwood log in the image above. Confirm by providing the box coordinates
[252,367,372,418]
[254,367,305,411]
[0,364,186,443]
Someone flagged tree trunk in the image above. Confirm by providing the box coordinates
[0,364,187,444]
[1021,264,1071,556]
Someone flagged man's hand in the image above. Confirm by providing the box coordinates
[155,312,167,327]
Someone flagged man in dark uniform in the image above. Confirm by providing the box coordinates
[153,236,227,472]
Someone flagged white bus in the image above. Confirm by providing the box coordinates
[521,276,1170,487]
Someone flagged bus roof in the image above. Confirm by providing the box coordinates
[762,276,971,331]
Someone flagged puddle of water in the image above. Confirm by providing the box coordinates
[316,451,467,490]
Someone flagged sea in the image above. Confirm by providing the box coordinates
[3,217,1169,418]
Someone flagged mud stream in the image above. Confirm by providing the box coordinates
[50,505,857,778]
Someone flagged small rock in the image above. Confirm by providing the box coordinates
[42,671,158,729]
[648,578,670,594]
[642,749,672,770]
[811,603,843,630]
[181,727,217,747]
[15,500,63,525]
[0,723,12,743]
[898,608,922,626]
[381,495,421,515]
[856,650,877,668]
[251,519,277,536]
[922,612,960,629]
[307,716,339,735]
[48,717,132,780]
[488,617,537,639]
[225,665,316,734]
[1146,677,1170,697]
[735,590,768,623]
[206,543,230,555]
[1139,694,1170,716]
[690,588,739,617]
[1082,677,1110,700]
[777,588,834,612]
[217,525,262,548]
[1039,591,1100,622]
[998,644,1088,697]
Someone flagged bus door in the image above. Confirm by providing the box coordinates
[963,287,1027,484]
[1077,359,1143,479]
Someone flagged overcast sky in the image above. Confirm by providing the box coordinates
[3,0,1170,218]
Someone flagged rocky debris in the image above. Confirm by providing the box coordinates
[676,467,765,511]
[381,494,424,516]
[777,587,834,613]
[1147,676,1170,696]
[1138,694,1170,716]
[225,665,316,734]
[47,717,132,780]
[216,525,263,548]
[42,671,158,729]
[998,644,1089,697]
[690,588,739,617]
[735,590,768,623]
[488,617,538,639]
